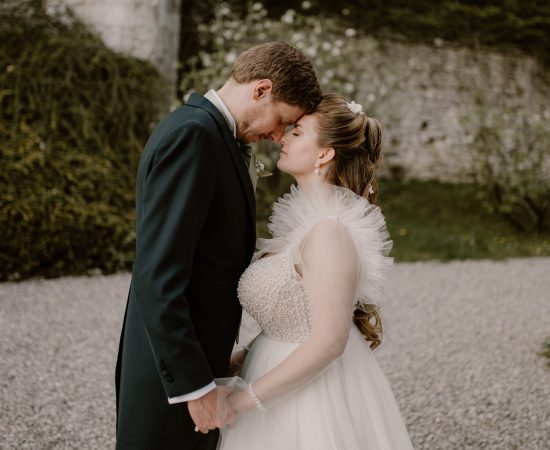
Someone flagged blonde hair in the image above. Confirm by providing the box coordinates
[313,93,384,349]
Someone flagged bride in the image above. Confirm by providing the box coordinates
[217,94,413,450]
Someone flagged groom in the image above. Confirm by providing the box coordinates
[115,42,321,450]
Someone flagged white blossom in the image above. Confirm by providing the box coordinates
[305,46,317,57]
[225,51,237,64]
[281,9,295,24]
[291,32,304,42]
[201,53,212,67]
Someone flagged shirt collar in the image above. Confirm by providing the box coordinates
[204,89,237,139]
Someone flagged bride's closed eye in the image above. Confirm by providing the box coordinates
[290,124,302,136]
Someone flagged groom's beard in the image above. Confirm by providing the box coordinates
[237,108,267,143]
[237,120,260,143]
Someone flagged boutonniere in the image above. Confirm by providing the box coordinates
[255,159,272,178]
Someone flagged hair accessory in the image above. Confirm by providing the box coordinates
[368,185,374,195]
[248,383,267,412]
[346,100,364,115]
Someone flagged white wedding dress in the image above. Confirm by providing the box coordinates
[219,185,414,450]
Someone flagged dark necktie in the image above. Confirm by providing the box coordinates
[239,142,252,168]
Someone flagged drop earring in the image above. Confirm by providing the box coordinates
[314,162,321,175]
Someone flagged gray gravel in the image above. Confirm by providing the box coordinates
[1,258,549,449]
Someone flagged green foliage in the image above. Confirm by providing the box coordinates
[470,111,550,233]
[540,338,550,368]
[0,2,167,280]
[379,180,550,261]
[180,2,378,102]
[260,0,550,64]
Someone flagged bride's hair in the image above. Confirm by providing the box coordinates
[312,93,384,349]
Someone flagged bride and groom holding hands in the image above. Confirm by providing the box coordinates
[115,41,413,449]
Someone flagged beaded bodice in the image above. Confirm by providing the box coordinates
[238,184,393,344]
[238,249,311,343]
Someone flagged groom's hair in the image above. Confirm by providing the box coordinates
[231,42,321,113]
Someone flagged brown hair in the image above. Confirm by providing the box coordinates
[231,42,321,113]
[313,93,384,349]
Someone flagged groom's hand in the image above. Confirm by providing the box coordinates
[188,386,236,433]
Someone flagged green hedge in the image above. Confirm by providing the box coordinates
[0,3,167,280]
[260,0,550,63]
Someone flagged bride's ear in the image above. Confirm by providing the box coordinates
[318,147,335,165]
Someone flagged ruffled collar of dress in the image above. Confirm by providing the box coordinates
[257,184,393,308]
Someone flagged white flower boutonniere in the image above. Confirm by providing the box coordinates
[255,159,272,178]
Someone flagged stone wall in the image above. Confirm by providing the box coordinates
[48,0,181,99]
[355,39,550,181]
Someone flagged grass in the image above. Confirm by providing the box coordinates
[540,338,550,368]
[380,180,550,261]
[257,178,550,262]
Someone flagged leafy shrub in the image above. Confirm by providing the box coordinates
[0,1,167,280]
[260,0,550,65]
[180,2,379,102]
[470,110,550,233]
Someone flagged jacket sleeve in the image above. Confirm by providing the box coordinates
[132,120,217,399]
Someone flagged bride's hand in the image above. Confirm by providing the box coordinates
[228,389,256,415]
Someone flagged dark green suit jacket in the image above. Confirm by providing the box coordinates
[115,94,256,449]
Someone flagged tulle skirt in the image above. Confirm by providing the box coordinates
[218,327,414,450]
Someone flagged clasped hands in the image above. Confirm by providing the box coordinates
[188,383,256,434]
[188,347,256,434]
[187,386,235,434]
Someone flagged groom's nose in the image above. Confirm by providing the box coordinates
[270,126,285,143]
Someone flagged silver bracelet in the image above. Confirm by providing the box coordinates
[248,383,267,412]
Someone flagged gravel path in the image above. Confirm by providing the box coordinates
[1,258,549,449]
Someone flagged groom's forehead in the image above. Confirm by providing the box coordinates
[277,104,304,124]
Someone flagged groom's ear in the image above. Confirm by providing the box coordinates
[252,79,273,101]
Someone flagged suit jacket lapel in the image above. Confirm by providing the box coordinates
[186,94,256,230]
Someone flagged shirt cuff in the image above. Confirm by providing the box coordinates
[167,381,216,404]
